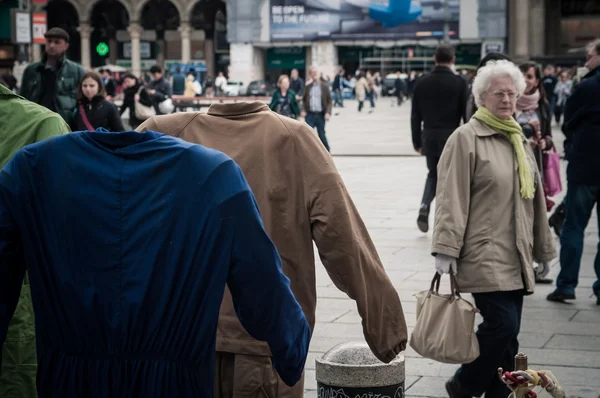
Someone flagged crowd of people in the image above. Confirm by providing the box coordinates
[1,23,599,398]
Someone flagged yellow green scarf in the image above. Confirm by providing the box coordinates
[473,107,535,200]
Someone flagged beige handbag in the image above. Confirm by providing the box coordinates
[134,87,155,120]
[410,273,480,364]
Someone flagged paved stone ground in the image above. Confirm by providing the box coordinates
[301,99,600,398]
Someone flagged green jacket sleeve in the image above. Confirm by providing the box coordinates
[35,114,71,142]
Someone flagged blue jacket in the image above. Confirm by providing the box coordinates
[563,67,600,185]
[0,130,310,397]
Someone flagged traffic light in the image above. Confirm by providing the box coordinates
[96,42,109,57]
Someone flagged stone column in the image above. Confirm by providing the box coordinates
[32,44,42,62]
[528,0,545,57]
[128,23,143,77]
[179,21,192,63]
[513,0,529,59]
[229,43,257,86]
[205,39,215,77]
[78,22,92,70]
[311,41,338,82]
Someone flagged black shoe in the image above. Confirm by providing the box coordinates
[547,290,576,303]
[417,204,429,233]
[445,378,471,398]
[535,277,554,284]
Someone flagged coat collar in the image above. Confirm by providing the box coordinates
[431,65,454,74]
[207,101,269,117]
[470,118,528,143]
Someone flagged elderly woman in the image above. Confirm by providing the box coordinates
[432,60,556,398]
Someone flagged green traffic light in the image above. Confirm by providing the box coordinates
[96,42,109,56]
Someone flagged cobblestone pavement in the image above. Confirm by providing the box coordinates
[303,99,600,398]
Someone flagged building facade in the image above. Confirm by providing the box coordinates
[1,0,599,83]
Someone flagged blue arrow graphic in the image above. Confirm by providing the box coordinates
[369,0,423,27]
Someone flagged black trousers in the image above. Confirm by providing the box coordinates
[420,155,439,208]
[454,290,524,398]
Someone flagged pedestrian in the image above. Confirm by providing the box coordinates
[355,71,370,112]
[136,101,408,398]
[0,80,71,398]
[0,125,311,396]
[547,38,600,305]
[184,73,201,97]
[366,71,376,110]
[407,70,417,98]
[269,74,301,119]
[393,71,406,106]
[101,69,117,99]
[516,61,554,283]
[553,70,573,125]
[333,67,345,107]
[204,75,214,97]
[1,69,17,91]
[214,71,227,96]
[146,65,172,115]
[433,59,556,398]
[466,52,513,120]
[542,65,558,120]
[171,67,186,96]
[73,71,125,132]
[290,68,305,100]
[301,65,333,152]
[411,44,469,233]
[119,73,153,129]
[19,27,84,126]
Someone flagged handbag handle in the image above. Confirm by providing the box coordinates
[429,272,462,299]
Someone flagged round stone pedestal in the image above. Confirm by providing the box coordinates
[315,342,405,398]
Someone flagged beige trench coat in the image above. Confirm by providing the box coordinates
[432,118,557,294]
[354,77,370,102]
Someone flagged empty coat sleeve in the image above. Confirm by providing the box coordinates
[432,128,475,258]
[222,163,310,387]
[0,153,27,372]
[296,125,408,364]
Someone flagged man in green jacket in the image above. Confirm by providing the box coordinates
[19,27,84,127]
[0,83,70,398]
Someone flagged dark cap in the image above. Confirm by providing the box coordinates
[45,27,70,42]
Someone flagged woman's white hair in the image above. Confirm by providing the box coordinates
[472,60,526,108]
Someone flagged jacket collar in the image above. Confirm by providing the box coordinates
[0,83,19,98]
[584,66,600,80]
[37,52,66,71]
[432,65,454,74]
[471,117,528,143]
[207,101,269,116]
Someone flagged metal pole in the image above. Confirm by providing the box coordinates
[443,0,450,43]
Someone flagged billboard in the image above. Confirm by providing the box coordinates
[270,0,460,41]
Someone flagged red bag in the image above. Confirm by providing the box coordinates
[543,147,562,197]
[78,104,95,131]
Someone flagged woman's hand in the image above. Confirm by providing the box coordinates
[529,138,538,149]
[528,119,541,133]
[435,254,457,275]
[135,94,140,102]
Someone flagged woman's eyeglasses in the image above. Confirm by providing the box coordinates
[490,91,518,100]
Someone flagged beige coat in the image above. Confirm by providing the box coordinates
[355,77,370,102]
[432,118,557,294]
[137,102,407,373]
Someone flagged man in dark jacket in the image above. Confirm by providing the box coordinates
[101,69,117,98]
[19,27,84,126]
[548,39,600,305]
[332,68,345,107]
[411,44,468,233]
[146,65,172,115]
[290,69,304,99]
[171,67,186,96]
[301,65,333,152]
